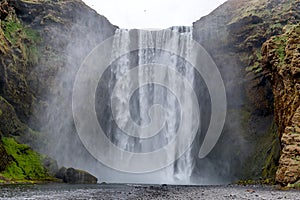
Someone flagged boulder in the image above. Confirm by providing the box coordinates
[55,167,66,180]
[63,168,97,184]
[42,156,59,177]
[56,167,97,184]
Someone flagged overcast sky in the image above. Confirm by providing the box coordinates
[82,0,228,29]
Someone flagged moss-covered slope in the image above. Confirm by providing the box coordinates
[0,0,47,182]
[0,137,50,183]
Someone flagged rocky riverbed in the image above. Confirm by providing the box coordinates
[0,184,299,200]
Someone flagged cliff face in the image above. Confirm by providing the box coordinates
[193,0,300,182]
[262,24,300,185]
[6,0,117,129]
[0,0,116,182]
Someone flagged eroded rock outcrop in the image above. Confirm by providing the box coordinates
[54,166,97,184]
[0,142,11,172]
[62,168,97,184]
[262,24,300,185]
[193,0,300,181]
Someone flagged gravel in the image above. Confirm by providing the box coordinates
[0,184,299,200]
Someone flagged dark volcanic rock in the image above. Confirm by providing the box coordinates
[42,156,59,177]
[63,168,97,184]
[55,167,97,184]
[55,167,67,180]
[0,141,11,172]
[0,96,26,137]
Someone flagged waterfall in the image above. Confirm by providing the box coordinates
[72,26,226,184]
[102,27,195,184]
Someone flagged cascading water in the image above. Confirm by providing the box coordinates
[100,27,196,184]
[71,25,226,185]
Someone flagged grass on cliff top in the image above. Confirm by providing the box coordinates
[228,0,293,25]
[0,137,50,181]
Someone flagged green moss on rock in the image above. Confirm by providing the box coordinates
[273,35,288,63]
[0,137,50,181]
[260,123,280,180]
[242,122,280,183]
[0,7,41,122]
[262,129,281,179]
[2,19,22,45]
[287,180,300,189]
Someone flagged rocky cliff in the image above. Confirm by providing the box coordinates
[0,0,116,183]
[262,24,300,186]
[193,0,300,183]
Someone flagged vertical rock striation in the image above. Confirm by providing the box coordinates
[193,0,300,181]
[262,24,300,185]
